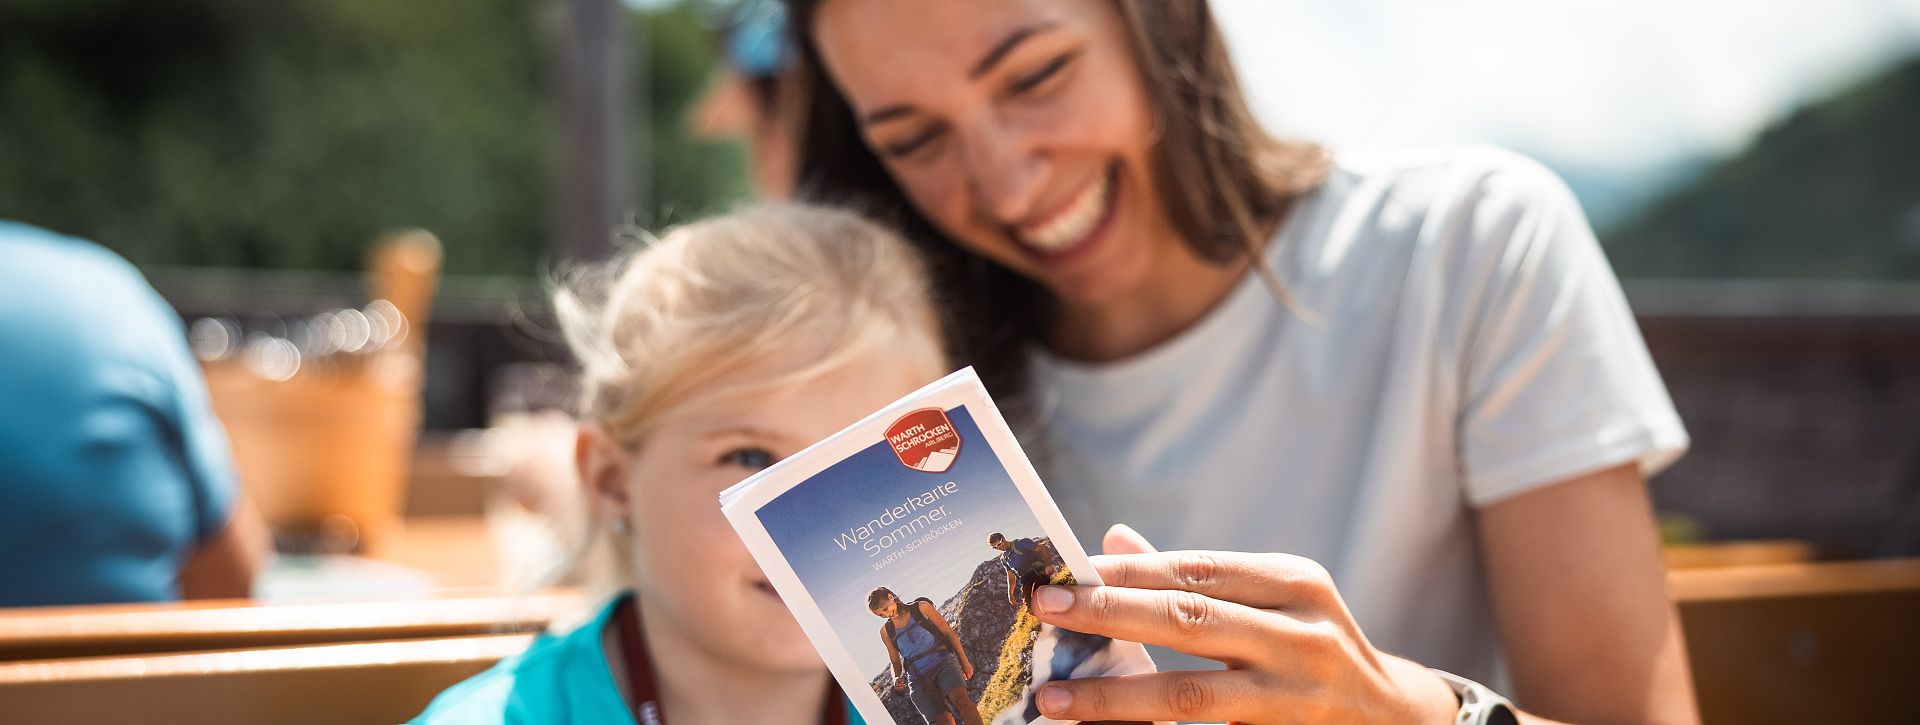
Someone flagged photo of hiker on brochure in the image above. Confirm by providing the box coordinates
[751,403,1153,725]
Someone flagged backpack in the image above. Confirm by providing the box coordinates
[884,597,952,666]
[1004,538,1046,576]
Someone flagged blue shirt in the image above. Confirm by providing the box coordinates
[0,222,237,606]
[413,594,868,724]
[1003,538,1043,574]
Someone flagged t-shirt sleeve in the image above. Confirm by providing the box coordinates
[1452,150,1689,507]
[143,280,240,541]
[171,353,240,541]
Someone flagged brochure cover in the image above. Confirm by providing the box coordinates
[721,367,1155,725]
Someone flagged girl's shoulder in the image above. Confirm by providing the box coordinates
[410,599,631,724]
[409,634,570,724]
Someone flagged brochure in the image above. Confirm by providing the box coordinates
[720,367,1156,725]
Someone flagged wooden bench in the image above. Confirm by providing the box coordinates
[0,633,532,724]
[5,558,1914,724]
[0,591,573,662]
[1671,557,1920,724]
[1664,539,1815,570]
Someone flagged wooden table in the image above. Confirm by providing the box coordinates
[366,516,504,590]
[1669,557,1920,724]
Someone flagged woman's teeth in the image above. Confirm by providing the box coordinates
[1016,170,1111,254]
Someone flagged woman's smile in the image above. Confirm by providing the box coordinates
[1010,163,1118,262]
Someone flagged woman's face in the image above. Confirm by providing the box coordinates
[813,0,1179,306]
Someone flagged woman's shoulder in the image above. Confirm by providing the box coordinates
[1287,144,1592,282]
[1322,144,1576,225]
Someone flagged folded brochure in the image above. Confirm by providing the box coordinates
[720,367,1156,725]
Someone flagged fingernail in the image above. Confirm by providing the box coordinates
[1037,684,1072,715]
[1033,585,1071,614]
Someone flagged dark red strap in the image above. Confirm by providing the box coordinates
[614,596,663,724]
[614,596,848,725]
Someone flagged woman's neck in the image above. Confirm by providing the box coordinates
[1046,239,1255,362]
[608,602,831,724]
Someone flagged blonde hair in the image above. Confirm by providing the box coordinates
[551,202,947,592]
[560,202,946,445]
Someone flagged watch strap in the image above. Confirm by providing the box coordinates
[1428,668,1519,725]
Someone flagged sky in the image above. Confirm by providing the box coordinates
[755,404,1051,678]
[1214,0,1920,176]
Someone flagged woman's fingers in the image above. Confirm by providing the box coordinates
[1100,523,1158,555]
[1034,670,1268,723]
[1030,582,1301,664]
[1088,550,1341,613]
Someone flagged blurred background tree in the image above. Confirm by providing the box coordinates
[0,0,744,277]
[1602,56,1920,280]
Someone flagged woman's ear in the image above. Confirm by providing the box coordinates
[576,421,632,519]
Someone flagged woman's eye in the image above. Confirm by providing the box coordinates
[1010,52,1076,96]
[883,126,944,159]
[718,447,776,471]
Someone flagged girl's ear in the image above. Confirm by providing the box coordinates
[576,421,632,519]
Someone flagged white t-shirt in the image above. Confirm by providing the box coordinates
[1028,145,1688,683]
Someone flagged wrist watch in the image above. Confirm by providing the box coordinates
[1428,668,1519,725]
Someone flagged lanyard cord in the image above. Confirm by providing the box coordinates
[615,597,848,725]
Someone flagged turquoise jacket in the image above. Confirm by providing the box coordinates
[412,594,868,724]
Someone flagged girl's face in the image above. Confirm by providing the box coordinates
[613,348,942,672]
[812,0,1180,307]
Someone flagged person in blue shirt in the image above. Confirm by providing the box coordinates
[687,0,802,199]
[989,533,1059,612]
[868,587,981,725]
[0,221,266,606]
[413,205,947,724]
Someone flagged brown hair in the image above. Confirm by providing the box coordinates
[867,586,899,611]
[783,0,1328,408]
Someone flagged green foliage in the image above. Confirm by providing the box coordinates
[637,4,752,228]
[1604,56,1920,279]
[0,0,746,277]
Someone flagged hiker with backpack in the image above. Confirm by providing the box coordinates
[990,533,1059,611]
[868,587,983,725]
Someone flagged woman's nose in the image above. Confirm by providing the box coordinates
[959,119,1047,226]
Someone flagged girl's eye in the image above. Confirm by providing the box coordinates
[718,447,776,471]
[1010,52,1077,96]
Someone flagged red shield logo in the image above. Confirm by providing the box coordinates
[886,408,961,473]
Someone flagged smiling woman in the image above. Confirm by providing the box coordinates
[786,1,1701,724]
[791,0,1326,377]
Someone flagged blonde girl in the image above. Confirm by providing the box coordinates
[413,204,947,725]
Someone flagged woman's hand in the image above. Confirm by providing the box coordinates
[961,658,976,680]
[1027,525,1459,724]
